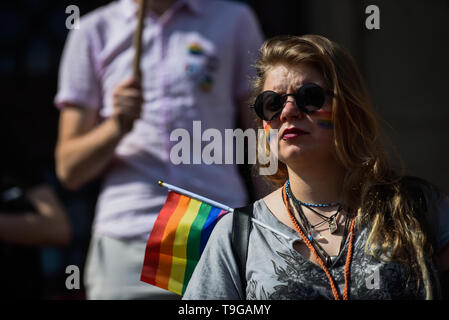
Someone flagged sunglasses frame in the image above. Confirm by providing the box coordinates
[251,83,334,121]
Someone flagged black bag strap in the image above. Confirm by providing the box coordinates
[231,204,253,300]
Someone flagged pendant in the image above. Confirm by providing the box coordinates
[309,229,322,240]
[328,217,338,234]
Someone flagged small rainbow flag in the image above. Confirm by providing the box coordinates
[140,182,229,295]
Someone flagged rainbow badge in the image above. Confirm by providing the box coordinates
[199,74,214,92]
[188,42,204,55]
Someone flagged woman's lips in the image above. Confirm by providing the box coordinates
[281,127,309,140]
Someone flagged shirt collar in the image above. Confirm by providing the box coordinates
[120,0,203,22]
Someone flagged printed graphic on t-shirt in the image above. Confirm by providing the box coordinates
[245,229,439,300]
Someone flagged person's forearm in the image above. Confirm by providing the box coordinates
[0,212,67,246]
[56,115,124,190]
[0,213,39,245]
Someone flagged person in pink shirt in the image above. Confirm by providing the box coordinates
[54,0,264,299]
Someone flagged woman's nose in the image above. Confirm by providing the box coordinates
[279,97,303,122]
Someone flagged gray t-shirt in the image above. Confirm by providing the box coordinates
[183,196,449,300]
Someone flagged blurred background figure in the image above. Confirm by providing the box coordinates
[0,0,105,299]
[0,171,72,299]
[54,0,264,299]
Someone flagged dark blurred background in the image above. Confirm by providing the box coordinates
[0,0,447,299]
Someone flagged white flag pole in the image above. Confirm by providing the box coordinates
[157,181,294,241]
[158,180,234,212]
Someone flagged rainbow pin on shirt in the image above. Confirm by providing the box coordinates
[199,74,214,92]
[188,42,204,55]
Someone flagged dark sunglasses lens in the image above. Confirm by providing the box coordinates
[297,83,326,113]
[255,91,283,120]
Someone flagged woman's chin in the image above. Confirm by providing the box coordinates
[278,146,308,164]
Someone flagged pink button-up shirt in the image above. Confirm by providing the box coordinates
[55,0,264,239]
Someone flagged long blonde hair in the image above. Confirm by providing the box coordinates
[251,34,443,299]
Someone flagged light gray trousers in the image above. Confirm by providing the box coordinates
[84,233,181,300]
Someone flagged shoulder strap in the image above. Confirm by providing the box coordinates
[231,204,253,300]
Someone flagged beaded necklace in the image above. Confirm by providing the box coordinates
[282,182,355,300]
[286,180,341,207]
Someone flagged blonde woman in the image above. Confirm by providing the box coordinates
[183,35,449,300]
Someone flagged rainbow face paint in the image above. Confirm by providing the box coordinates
[264,122,272,144]
[263,122,273,157]
[315,111,333,129]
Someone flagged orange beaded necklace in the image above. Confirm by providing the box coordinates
[282,184,355,300]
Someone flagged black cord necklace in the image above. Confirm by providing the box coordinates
[286,180,341,207]
[282,190,330,265]
[283,183,351,268]
[307,205,342,234]
[285,181,342,234]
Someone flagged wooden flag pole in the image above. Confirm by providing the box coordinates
[132,0,148,80]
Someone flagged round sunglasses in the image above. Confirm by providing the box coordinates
[251,83,334,121]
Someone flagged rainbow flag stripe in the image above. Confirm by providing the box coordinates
[141,191,228,295]
[264,122,272,144]
[316,111,333,129]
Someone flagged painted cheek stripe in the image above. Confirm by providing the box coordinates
[315,111,333,129]
[264,122,272,144]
